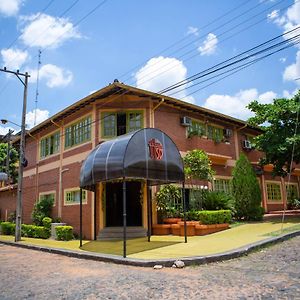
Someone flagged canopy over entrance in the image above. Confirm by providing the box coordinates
[80,128,184,190]
[79,128,187,258]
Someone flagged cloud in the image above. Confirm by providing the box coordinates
[187,26,199,36]
[203,89,277,120]
[279,57,286,63]
[271,0,300,41]
[134,56,194,103]
[29,64,73,88]
[198,33,218,56]
[283,50,300,85]
[0,0,22,16]
[1,48,29,70]
[267,10,279,20]
[20,13,81,49]
[25,109,49,129]
[0,126,15,135]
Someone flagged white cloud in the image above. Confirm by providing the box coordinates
[134,56,194,103]
[29,64,73,88]
[203,89,277,120]
[279,57,286,63]
[271,1,300,42]
[198,33,218,56]
[283,50,300,85]
[1,48,29,70]
[267,10,279,20]
[25,109,49,129]
[187,26,199,36]
[283,89,298,98]
[0,126,14,135]
[20,13,81,49]
[0,0,22,16]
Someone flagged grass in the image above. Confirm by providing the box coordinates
[1,217,299,259]
[81,237,181,256]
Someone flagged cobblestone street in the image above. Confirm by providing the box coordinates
[0,236,300,299]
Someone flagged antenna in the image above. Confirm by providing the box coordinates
[34,49,42,126]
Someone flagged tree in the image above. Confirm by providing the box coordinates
[0,143,18,183]
[232,153,264,221]
[247,91,300,177]
[183,149,215,210]
[183,149,215,182]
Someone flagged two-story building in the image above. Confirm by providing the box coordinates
[0,81,299,239]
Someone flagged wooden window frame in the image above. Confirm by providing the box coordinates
[266,181,283,203]
[39,191,56,207]
[39,130,60,160]
[64,188,87,206]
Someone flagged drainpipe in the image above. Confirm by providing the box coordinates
[58,168,69,218]
[151,98,164,127]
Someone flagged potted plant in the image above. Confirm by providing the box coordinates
[155,185,182,225]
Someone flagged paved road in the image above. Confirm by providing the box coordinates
[0,237,300,300]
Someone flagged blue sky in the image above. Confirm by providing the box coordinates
[0,0,299,134]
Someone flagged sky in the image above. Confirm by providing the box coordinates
[0,0,299,135]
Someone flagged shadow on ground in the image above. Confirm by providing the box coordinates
[80,237,181,255]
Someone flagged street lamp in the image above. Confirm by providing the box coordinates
[0,68,30,242]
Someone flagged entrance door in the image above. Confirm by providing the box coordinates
[106,181,142,227]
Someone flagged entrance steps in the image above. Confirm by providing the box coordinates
[97,226,147,240]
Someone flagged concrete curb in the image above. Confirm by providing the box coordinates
[1,230,300,267]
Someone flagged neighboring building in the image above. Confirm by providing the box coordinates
[0,82,299,239]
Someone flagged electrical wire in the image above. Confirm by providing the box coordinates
[126,0,289,87]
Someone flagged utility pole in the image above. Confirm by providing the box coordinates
[0,67,30,242]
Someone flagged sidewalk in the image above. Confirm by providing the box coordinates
[1,218,300,266]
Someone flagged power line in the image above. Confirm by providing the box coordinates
[123,0,289,86]
[116,0,251,81]
[34,50,42,126]
[159,26,300,95]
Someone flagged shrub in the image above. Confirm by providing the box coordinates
[156,185,182,219]
[31,197,54,226]
[191,210,232,224]
[1,222,16,235]
[232,153,264,221]
[7,211,16,223]
[55,226,74,241]
[202,191,235,212]
[21,224,50,239]
[287,198,300,210]
[42,217,52,230]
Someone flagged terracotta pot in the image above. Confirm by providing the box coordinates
[171,224,180,235]
[163,218,182,224]
[152,224,171,235]
[178,221,196,236]
[195,223,229,236]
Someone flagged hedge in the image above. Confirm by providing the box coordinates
[55,226,74,241]
[187,210,232,224]
[21,224,50,239]
[0,222,50,239]
[1,222,16,235]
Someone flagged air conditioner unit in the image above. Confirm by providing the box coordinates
[223,128,232,138]
[180,116,192,127]
[242,140,252,150]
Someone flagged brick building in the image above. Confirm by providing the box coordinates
[0,82,299,239]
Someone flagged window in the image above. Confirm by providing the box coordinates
[213,178,232,193]
[286,184,299,201]
[187,120,206,137]
[65,116,91,148]
[101,111,143,138]
[207,125,223,142]
[39,192,55,205]
[266,183,282,202]
[40,132,60,158]
[64,189,87,205]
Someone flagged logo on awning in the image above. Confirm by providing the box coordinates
[148,138,163,160]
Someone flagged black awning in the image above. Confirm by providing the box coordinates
[80,128,184,190]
